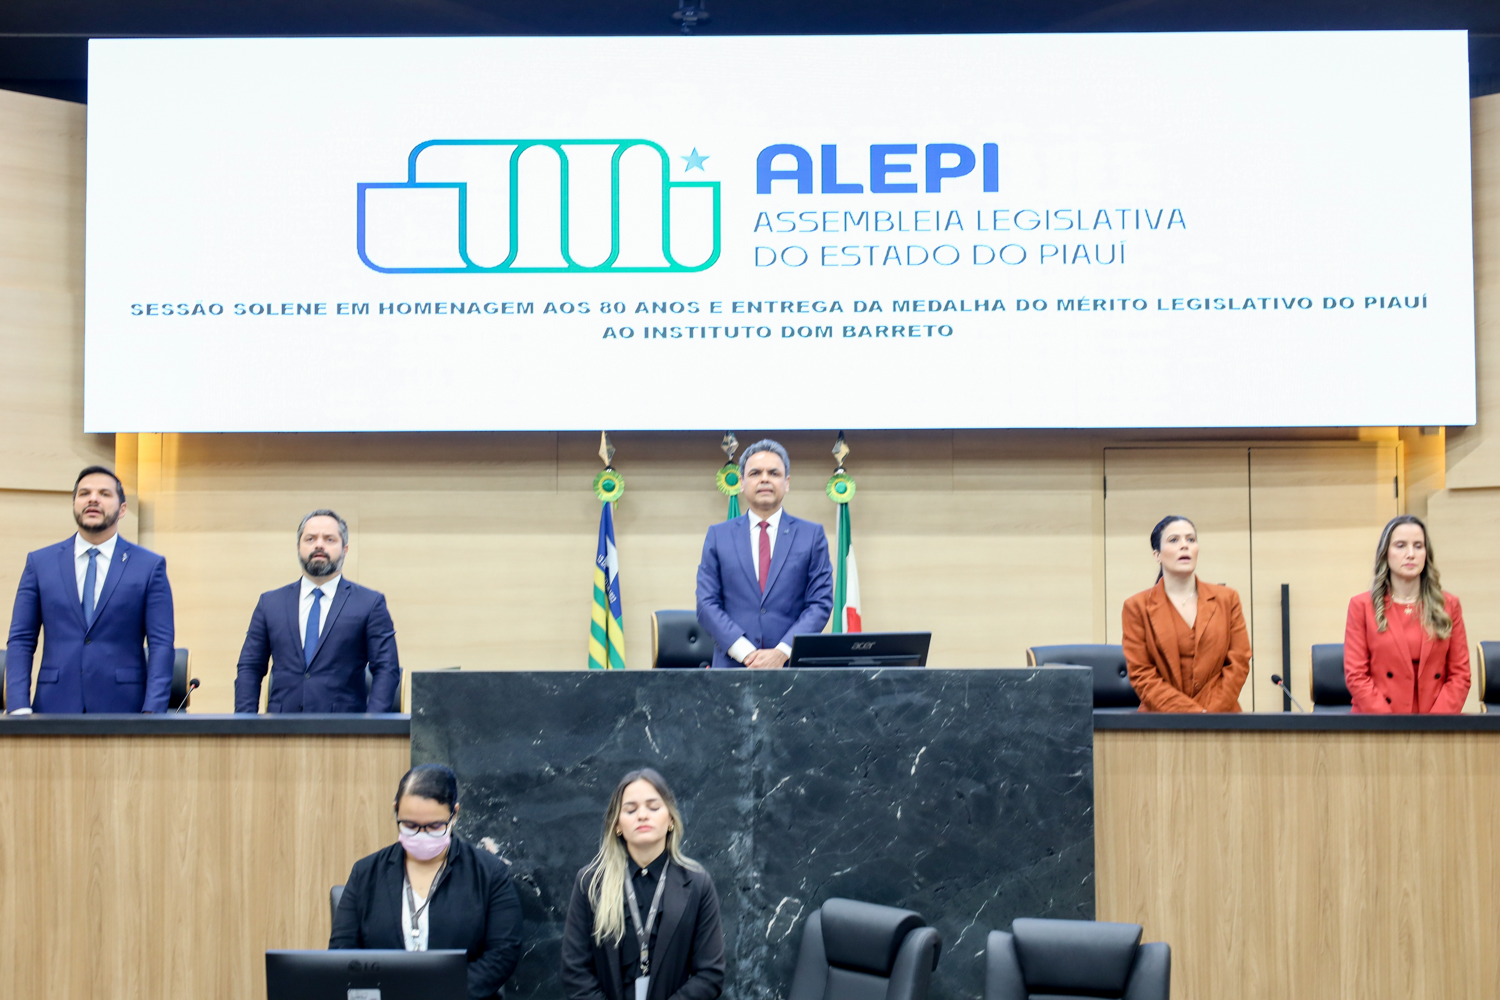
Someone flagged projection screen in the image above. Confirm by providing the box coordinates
[83,32,1475,431]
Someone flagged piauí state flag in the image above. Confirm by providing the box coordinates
[833,502,862,633]
[589,501,626,670]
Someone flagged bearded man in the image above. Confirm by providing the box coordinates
[234,509,401,713]
[6,466,177,713]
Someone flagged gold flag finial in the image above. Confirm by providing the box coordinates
[598,431,616,468]
[720,431,739,462]
[831,431,850,471]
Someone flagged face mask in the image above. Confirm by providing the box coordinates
[399,829,451,861]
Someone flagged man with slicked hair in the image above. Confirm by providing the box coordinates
[695,440,833,668]
[6,466,176,713]
[234,509,401,713]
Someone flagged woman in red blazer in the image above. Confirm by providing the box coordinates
[1344,515,1469,714]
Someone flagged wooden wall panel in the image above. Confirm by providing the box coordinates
[1096,729,1500,1000]
[0,735,407,1000]
[0,89,113,491]
[1425,486,1500,711]
[1447,93,1500,488]
[2,728,1497,1000]
[1248,445,1400,712]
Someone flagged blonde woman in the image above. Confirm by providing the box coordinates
[561,768,724,1000]
[1344,515,1470,713]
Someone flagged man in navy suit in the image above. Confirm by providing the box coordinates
[233,509,401,713]
[6,466,176,714]
[696,439,833,669]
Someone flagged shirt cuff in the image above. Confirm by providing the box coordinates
[727,638,755,663]
[776,642,793,658]
[9,708,33,716]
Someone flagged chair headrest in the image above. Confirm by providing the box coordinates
[820,898,926,977]
[1480,642,1500,703]
[1027,644,1125,672]
[1310,644,1351,706]
[1012,918,1142,994]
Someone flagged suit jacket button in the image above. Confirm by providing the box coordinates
[1386,672,1393,678]
[1385,696,1392,703]
[1434,673,1441,680]
[85,638,91,644]
[760,609,766,615]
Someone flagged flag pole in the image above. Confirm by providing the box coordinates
[826,432,860,633]
[589,433,626,670]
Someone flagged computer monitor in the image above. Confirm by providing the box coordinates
[787,632,932,667]
[266,949,467,1000]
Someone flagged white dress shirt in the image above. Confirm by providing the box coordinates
[727,508,793,663]
[400,877,431,952]
[74,532,119,604]
[299,575,340,648]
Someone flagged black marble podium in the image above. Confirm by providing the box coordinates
[410,668,1093,1000]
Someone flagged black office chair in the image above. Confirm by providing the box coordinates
[986,918,1169,1000]
[330,885,345,928]
[788,898,941,1000]
[1478,642,1500,713]
[1310,643,1352,712]
[168,648,194,710]
[1025,644,1138,710]
[652,610,711,669]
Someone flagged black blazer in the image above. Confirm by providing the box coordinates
[330,839,523,1000]
[561,861,724,1000]
[233,577,400,713]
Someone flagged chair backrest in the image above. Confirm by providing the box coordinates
[1025,644,1138,708]
[1477,642,1500,708]
[985,918,1168,1000]
[653,610,712,669]
[168,648,192,710]
[1310,644,1352,708]
[787,898,942,1000]
[330,885,344,929]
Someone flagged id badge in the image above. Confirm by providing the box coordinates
[636,976,650,1000]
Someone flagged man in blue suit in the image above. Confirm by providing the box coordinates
[6,466,176,714]
[696,439,833,669]
[234,509,401,713]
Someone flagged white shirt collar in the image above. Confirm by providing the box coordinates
[74,532,120,561]
[301,574,342,599]
[751,507,784,531]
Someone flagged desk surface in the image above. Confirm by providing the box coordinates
[1,707,1497,735]
[0,713,412,735]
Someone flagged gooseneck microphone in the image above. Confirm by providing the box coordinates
[1269,674,1307,714]
[172,678,201,714]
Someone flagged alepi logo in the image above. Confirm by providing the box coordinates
[358,140,721,273]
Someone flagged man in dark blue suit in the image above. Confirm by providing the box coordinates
[233,509,401,713]
[696,439,833,669]
[6,466,176,714]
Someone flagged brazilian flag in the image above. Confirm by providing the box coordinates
[589,501,626,670]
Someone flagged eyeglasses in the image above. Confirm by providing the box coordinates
[396,819,453,836]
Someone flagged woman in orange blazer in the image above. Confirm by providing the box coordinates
[1344,515,1469,714]
[1122,515,1252,713]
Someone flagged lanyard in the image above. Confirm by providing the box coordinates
[405,858,448,936]
[625,858,671,978]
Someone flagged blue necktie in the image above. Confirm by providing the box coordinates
[304,587,324,666]
[81,547,100,628]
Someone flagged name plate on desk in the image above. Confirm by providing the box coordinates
[411,667,1094,1000]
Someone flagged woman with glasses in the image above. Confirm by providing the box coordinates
[331,763,523,1000]
[561,768,724,1000]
